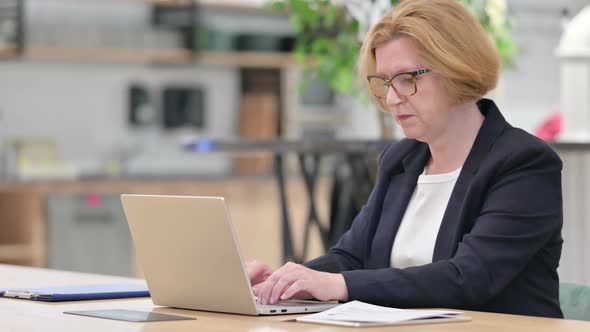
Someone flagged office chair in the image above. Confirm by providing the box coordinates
[560,282,590,321]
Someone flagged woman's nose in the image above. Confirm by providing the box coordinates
[385,85,404,106]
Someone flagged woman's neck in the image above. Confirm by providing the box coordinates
[426,102,484,175]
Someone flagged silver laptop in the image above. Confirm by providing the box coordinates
[120,194,339,315]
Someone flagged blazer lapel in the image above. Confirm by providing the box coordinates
[368,143,430,269]
[432,98,508,261]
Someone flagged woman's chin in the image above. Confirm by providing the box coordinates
[401,129,417,139]
[401,130,426,142]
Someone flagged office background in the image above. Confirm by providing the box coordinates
[0,0,589,286]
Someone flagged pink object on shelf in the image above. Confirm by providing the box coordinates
[85,193,102,209]
[534,112,562,142]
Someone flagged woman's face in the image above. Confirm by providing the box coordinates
[374,36,455,143]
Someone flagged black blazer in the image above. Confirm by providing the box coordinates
[306,99,564,318]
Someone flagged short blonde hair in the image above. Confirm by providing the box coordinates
[359,0,500,110]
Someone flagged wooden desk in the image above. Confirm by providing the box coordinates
[1,264,589,331]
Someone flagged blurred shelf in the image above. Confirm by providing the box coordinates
[80,0,269,11]
[198,51,297,68]
[99,0,195,5]
[196,0,268,12]
[133,0,193,4]
[25,47,195,64]
[23,47,298,67]
[0,45,18,57]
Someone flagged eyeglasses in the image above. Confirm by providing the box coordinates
[367,69,431,98]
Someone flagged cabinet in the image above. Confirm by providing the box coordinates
[46,193,134,276]
[0,191,45,267]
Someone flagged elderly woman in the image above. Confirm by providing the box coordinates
[248,0,563,318]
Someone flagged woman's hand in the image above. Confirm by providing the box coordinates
[252,262,348,304]
[245,260,274,286]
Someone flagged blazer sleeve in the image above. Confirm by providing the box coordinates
[338,141,563,308]
[304,142,397,272]
[303,185,377,272]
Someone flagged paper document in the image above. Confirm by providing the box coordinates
[296,300,470,327]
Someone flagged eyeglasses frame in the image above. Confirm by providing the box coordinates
[367,68,432,98]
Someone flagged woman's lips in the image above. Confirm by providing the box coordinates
[397,115,414,121]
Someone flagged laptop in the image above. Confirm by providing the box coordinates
[120,194,339,315]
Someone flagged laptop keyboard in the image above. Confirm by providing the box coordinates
[256,299,325,308]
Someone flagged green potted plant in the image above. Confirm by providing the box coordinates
[268,0,517,138]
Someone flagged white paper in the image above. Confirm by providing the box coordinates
[297,300,463,325]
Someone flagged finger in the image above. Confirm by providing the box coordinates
[268,263,312,303]
[259,274,285,305]
[257,279,274,305]
[260,270,289,304]
[269,264,306,297]
[280,279,308,301]
[260,262,299,304]
[269,274,297,304]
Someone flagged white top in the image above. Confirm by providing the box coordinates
[390,167,462,269]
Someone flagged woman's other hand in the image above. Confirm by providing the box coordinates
[245,260,274,286]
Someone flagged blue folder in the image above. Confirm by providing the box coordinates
[0,283,150,302]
